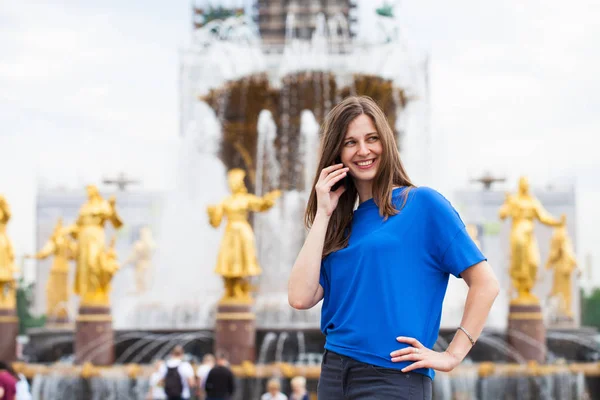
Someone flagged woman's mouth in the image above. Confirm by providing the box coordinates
[354,159,376,170]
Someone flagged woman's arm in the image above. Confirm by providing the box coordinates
[445,260,500,363]
[288,164,348,310]
[287,212,328,310]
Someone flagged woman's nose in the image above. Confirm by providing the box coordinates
[357,141,370,156]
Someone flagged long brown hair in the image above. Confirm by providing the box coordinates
[305,96,414,257]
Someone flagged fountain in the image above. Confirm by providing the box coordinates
[19,8,600,400]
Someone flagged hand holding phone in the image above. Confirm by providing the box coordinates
[314,163,349,217]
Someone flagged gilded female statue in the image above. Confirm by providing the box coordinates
[207,169,281,303]
[545,221,579,318]
[0,195,16,308]
[124,226,156,294]
[26,218,76,321]
[66,185,123,307]
[498,177,564,304]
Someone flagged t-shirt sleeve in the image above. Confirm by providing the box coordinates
[423,187,486,277]
[319,258,329,293]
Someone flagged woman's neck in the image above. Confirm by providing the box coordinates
[354,180,373,204]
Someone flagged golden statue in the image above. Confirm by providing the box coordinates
[207,169,281,303]
[0,195,17,309]
[545,221,580,318]
[499,177,565,304]
[26,218,76,321]
[65,185,123,307]
[124,226,156,294]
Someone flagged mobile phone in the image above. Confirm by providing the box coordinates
[331,159,348,192]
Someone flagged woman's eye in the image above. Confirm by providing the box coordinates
[367,136,379,142]
[345,141,355,146]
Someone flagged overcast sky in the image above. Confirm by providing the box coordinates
[1,1,598,285]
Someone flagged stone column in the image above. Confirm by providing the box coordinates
[74,305,114,365]
[507,302,546,362]
[0,307,18,362]
[214,303,255,365]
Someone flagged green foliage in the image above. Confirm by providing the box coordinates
[201,7,244,28]
[376,1,400,18]
[16,278,45,334]
[581,287,600,329]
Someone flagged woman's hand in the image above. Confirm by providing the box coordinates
[314,163,349,217]
[391,336,461,373]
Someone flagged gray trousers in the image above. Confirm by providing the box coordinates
[317,350,432,400]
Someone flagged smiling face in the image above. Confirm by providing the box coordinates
[339,114,383,187]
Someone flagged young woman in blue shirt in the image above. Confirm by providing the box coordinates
[288,96,499,399]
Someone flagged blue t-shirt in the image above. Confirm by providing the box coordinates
[319,186,486,380]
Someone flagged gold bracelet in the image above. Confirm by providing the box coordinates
[457,326,476,346]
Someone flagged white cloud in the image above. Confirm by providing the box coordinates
[0,1,190,140]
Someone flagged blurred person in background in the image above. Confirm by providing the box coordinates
[0,362,17,400]
[196,353,215,399]
[288,376,308,400]
[146,360,167,400]
[14,371,31,400]
[204,354,234,400]
[158,345,195,400]
[261,378,287,400]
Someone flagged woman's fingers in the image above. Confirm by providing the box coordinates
[390,347,424,362]
[391,337,427,363]
[323,168,349,186]
[316,168,348,192]
[396,336,424,348]
[319,163,344,179]
[401,360,427,373]
[391,353,422,363]
[389,347,417,358]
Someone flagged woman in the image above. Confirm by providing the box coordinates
[288,376,308,400]
[288,96,499,399]
[146,360,167,400]
[0,361,17,400]
[260,378,287,400]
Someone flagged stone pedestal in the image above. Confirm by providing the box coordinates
[75,306,114,365]
[0,307,18,362]
[507,302,546,362]
[46,314,71,330]
[215,302,255,365]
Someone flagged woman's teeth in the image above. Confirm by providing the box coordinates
[356,160,373,166]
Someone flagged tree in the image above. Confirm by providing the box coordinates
[16,278,45,334]
[581,287,600,329]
